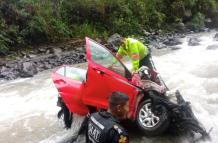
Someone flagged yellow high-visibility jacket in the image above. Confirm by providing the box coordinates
[117,38,148,71]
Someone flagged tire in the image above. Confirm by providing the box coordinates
[136,99,169,136]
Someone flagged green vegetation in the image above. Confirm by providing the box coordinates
[0,0,217,55]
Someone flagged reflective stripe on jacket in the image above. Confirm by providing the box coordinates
[117,38,148,71]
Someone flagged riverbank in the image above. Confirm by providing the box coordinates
[0,39,86,80]
[1,0,217,56]
[0,28,217,81]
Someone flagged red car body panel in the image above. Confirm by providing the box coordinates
[52,66,89,115]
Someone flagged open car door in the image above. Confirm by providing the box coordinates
[83,37,139,114]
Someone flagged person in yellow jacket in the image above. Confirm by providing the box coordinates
[116,37,152,73]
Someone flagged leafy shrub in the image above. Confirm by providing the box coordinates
[49,18,72,41]
[71,23,108,39]
[0,0,217,54]
[191,12,205,29]
[20,16,47,44]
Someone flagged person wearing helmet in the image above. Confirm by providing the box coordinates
[86,91,129,143]
[116,37,152,73]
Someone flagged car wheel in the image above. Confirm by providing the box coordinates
[136,99,169,136]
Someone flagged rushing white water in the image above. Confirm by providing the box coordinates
[154,31,218,143]
[0,31,218,143]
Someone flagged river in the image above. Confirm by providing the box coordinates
[0,31,218,143]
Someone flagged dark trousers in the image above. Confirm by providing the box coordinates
[139,54,153,69]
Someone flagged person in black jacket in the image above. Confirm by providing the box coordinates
[86,91,129,143]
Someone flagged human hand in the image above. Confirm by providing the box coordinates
[131,70,136,75]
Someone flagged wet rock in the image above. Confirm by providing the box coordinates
[29,54,37,58]
[53,48,63,55]
[206,44,218,50]
[178,34,186,38]
[79,53,86,60]
[70,53,79,59]
[38,62,45,68]
[20,62,37,77]
[163,37,182,46]
[173,22,186,33]
[150,41,167,49]
[188,37,201,46]
[200,27,210,32]
[48,59,56,65]
[44,62,53,69]
[46,49,52,54]
[15,56,22,61]
[29,50,37,55]
[6,62,18,68]
[20,51,27,56]
[38,47,47,53]
[214,33,218,41]
[23,54,28,59]
[143,30,151,36]
[0,66,9,75]
[75,46,86,53]
[0,60,6,66]
[107,33,122,47]
[0,44,87,80]
[169,46,182,51]
[0,66,19,80]
[36,67,44,72]
[95,38,102,43]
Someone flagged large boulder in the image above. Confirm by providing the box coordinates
[107,33,122,52]
[188,37,201,46]
[0,66,19,80]
[19,61,37,77]
[107,33,122,45]
[163,37,182,46]
[1,66,10,79]
[207,44,218,50]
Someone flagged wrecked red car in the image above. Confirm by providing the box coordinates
[52,37,208,137]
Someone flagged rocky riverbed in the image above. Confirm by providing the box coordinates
[0,28,217,81]
[0,41,86,80]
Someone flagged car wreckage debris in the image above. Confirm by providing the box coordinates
[148,90,211,142]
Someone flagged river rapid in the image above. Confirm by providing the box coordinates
[0,31,218,143]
